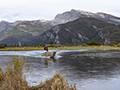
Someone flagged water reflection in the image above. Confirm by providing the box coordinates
[41,58,55,67]
[59,50,120,80]
[0,49,120,90]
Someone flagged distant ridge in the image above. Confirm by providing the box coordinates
[50,9,120,25]
[29,17,120,45]
[0,9,120,45]
[0,21,52,45]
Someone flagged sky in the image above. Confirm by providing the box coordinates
[0,0,120,22]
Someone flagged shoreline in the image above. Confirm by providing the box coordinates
[0,45,120,51]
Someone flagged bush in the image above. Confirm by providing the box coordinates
[117,43,120,47]
[28,73,76,90]
[0,57,28,90]
[0,44,5,48]
[86,41,101,46]
[108,43,116,46]
[0,68,4,81]
[0,57,77,90]
[40,43,46,47]
[49,41,53,44]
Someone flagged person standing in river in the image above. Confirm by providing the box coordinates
[44,45,48,52]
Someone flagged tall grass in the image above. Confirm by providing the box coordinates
[0,57,28,90]
[0,57,76,90]
[28,73,76,90]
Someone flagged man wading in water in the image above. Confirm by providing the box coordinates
[44,45,48,52]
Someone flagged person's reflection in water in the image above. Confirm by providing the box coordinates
[42,58,55,68]
[44,60,48,66]
[44,60,48,68]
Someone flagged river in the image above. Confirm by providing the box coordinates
[0,49,120,90]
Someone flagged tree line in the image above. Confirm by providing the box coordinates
[0,41,120,48]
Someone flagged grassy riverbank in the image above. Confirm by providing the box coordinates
[0,45,120,51]
[0,57,76,90]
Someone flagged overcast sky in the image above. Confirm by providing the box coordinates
[0,0,120,22]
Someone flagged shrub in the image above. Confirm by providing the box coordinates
[86,41,101,46]
[28,73,76,90]
[0,57,28,90]
[49,41,53,44]
[0,57,77,90]
[0,68,4,81]
[108,43,116,46]
[40,43,46,47]
[117,43,120,47]
[0,44,5,48]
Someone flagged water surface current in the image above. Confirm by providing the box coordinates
[0,49,120,90]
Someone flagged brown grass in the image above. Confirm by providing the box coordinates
[0,57,28,90]
[0,45,120,51]
[0,57,76,90]
[28,73,76,90]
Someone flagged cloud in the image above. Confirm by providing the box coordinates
[0,11,21,22]
[0,0,120,22]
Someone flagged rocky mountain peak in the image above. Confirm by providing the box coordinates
[51,9,120,25]
[52,9,86,25]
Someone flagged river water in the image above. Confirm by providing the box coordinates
[0,49,120,90]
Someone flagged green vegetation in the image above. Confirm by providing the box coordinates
[1,17,120,45]
[0,42,120,51]
[0,44,5,48]
[30,17,120,45]
[0,21,52,45]
[85,41,101,46]
[58,17,120,44]
[0,57,76,90]
[0,40,120,51]
[0,31,5,40]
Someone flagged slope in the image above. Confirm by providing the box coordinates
[0,21,52,45]
[29,17,120,45]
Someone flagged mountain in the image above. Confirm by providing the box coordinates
[0,9,120,45]
[50,9,120,25]
[0,21,52,45]
[0,20,22,40]
[29,17,120,45]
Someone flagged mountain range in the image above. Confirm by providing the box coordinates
[0,9,120,45]
[0,20,52,45]
[29,17,120,45]
[50,9,120,25]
